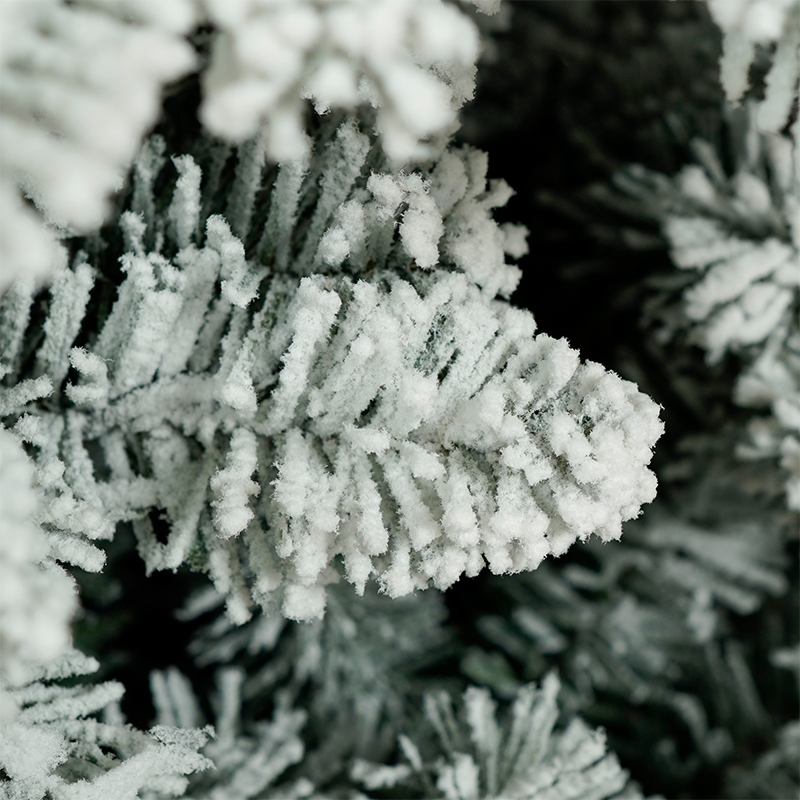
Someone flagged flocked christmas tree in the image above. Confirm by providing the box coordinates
[0,2,797,799]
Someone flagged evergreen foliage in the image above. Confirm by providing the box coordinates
[0,3,797,799]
